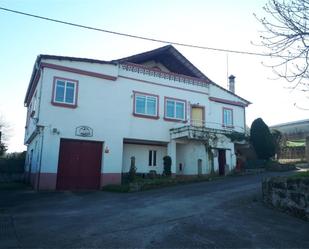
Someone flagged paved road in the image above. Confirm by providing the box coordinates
[1,172,308,248]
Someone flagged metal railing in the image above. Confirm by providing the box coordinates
[170,120,246,139]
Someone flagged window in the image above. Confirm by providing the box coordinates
[52,77,78,107]
[133,92,159,118]
[223,108,233,127]
[165,98,186,121]
[148,150,157,166]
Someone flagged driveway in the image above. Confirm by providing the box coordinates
[1,172,308,248]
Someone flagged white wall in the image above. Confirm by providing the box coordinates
[25,132,42,174]
[176,141,210,175]
[25,59,247,176]
[24,76,43,144]
[122,144,167,174]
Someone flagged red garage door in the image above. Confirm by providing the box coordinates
[57,139,103,190]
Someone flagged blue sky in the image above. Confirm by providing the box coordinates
[0,0,307,152]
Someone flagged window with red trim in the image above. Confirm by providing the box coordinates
[52,77,78,107]
[133,92,158,118]
[223,108,233,127]
[165,98,186,121]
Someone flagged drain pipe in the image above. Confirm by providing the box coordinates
[35,66,45,191]
[36,126,44,191]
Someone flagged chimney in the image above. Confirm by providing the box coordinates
[228,75,235,93]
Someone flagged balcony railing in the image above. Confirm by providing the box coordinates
[119,63,210,88]
[170,120,246,140]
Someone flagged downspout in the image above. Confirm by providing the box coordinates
[36,66,45,191]
[243,107,246,134]
[36,126,44,191]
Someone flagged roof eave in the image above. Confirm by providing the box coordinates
[24,56,41,106]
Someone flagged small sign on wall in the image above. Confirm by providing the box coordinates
[75,126,93,137]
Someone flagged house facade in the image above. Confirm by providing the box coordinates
[24,45,250,190]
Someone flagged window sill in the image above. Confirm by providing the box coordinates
[222,125,234,129]
[51,101,77,109]
[164,117,187,123]
[133,113,159,120]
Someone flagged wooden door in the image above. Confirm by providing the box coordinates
[191,107,204,126]
[218,149,226,176]
[57,139,102,190]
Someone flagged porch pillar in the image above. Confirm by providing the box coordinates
[168,140,176,176]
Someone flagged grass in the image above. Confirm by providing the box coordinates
[101,184,130,192]
[0,182,31,190]
[290,170,309,178]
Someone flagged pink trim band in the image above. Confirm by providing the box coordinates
[209,97,247,107]
[41,62,117,81]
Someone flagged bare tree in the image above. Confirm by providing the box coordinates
[0,115,10,156]
[256,0,309,91]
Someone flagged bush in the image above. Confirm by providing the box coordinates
[128,156,136,182]
[0,151,26,174]
[250,118,275,160]
[163,156,172,176]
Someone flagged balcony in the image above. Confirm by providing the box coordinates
[170,120,246,140]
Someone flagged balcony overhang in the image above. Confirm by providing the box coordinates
[170,125,238,141]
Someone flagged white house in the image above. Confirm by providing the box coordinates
[24,45,250,190]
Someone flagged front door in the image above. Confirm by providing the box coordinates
[191,107,204,126]
[218,149,226,176]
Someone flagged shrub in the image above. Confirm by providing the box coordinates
[163,155,172,176]
[250,118,275,160]
[128,156,137,182]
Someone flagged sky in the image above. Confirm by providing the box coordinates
[0,0,308,152]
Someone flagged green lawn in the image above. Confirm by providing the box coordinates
[291,170,309,178]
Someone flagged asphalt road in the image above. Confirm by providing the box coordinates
[1,171,308,249]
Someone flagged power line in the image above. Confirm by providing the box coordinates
[0,6,276,57]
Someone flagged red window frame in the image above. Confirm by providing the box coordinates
[222,107,234,128]
[164,97,187,123]
[133,91,159,119]
[51,76,78,109]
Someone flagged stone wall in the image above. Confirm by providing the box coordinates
[262,176,309,221]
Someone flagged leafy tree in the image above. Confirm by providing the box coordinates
[256,0,309,92]
[250,118,275,160]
